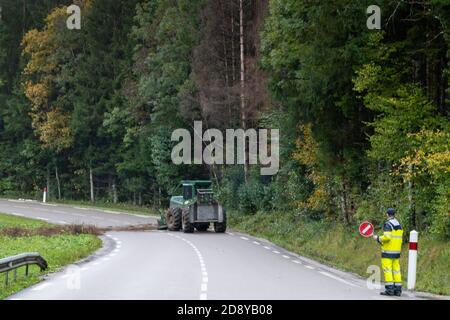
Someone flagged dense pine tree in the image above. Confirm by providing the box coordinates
[0,0,448,238]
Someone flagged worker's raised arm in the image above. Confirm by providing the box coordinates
[376,222,393,244]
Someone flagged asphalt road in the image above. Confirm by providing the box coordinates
[0,199,156,227]
[0,199,428,300]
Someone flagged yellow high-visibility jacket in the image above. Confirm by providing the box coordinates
[377,217,403,258]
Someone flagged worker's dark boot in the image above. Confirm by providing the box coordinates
[394,285,402,297]
[380,285,395,296]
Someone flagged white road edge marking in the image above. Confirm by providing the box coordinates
[282,255,290,259]
[305,265,315,270]
[31,283,51,291]
[272,250,280,254]
[36,217,49,221]
[263,246,271,250]
[240,236,249,241]
[9,212,24,217]
[319,271,356,287]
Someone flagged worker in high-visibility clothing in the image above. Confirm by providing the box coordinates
[373,208,404,296]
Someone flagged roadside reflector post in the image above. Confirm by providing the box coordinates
[407,230,418,290]
[43,187,47,203]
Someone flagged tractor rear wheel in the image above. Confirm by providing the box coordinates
[182,207,194,233]
[166,207,182,231]
[195,223,209,232]
[214,208,227,233]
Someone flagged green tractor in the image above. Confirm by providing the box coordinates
[158,180,226,233]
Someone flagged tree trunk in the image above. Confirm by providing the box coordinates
[55,164,61,200]
[46,166,50,201]
[407,164,416,229]
[231,4,236,83]
[158,187,162,208]
[138,192,142,206]
[22,0,26,35]
[239,0,248,182]
[112,179,118,204]
[89,164,94,203]
[340,181,350,225]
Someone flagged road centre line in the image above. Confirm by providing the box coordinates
[54,210,69,214]
[13,205,30,209]
[172,234,208,300]
[71,213,86,217]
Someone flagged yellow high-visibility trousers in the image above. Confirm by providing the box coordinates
[381,258,401,286]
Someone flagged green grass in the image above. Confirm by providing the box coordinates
[0,213,50,230]
[0,213,102,299]
[229,211,450,296]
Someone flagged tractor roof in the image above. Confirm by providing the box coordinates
[182,180,212,186]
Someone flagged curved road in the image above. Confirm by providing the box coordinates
[0,199,428,300]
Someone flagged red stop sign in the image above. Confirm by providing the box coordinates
[359,221,374,237]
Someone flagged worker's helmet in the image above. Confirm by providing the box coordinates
[386,208,395,216]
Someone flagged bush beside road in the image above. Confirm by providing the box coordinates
[0,213,101,299]
[229,212,450,296]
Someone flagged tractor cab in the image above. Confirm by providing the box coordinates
[181,180,212,201]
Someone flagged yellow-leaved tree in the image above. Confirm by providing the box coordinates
[21,3,89,198]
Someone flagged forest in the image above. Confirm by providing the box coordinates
[0,0,449,239]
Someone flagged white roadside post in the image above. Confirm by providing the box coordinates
[407,230,418,290]
[43,187,47,203]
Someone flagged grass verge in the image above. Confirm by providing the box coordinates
[229,211,450,296]
[0,213,102,299]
